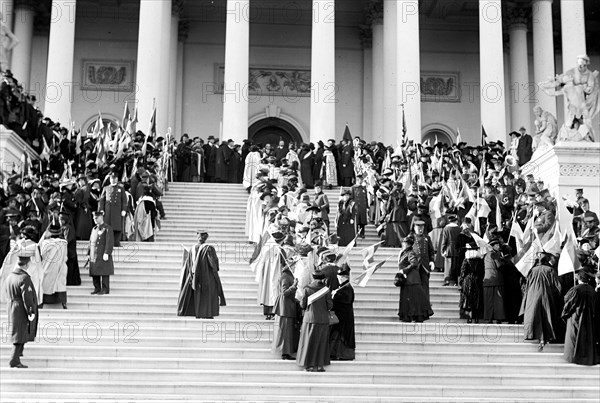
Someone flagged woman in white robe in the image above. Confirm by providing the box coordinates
[39,223,69,308]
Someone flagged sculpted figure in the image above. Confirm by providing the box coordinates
[532,106,558,151]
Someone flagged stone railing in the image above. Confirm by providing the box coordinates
[521,141,600,230]
[0,125,41,174]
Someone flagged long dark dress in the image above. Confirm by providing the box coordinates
[520,264,562,342]
[561,283,598,365]
[63,224,81,286]
[300,151,314,189]
[177,243,226,318]
[73,186,93,240]
[398,248,431,322]
[337,200,356,247]
[296,280,333,368]
[273,269,299,356]
[329,281,355,360]
[502,258,525,324]
[458,257,484,320]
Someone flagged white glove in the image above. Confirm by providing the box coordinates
[121,211,126,217]
[429,262,435,271]
[103,253,109,261]
[28,313,36,322]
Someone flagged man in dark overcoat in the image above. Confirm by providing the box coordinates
[340,140,354,186]
[98,171,127,247]
[5,256,38,368]
[88,211,115,295]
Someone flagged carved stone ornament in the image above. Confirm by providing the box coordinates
[216,65,311,98]
[420,72,461,102]
[81,60,135,92]
[559,163,600,177]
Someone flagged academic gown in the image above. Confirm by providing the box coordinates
[520,264,562,341]
[177,243,226,319]
[39,237,68,304]
[300,151,314,189]
[561,283,598,365]
[336,200,356,247]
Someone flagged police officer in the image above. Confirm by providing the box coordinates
[98,170,127,247]
[88,211,115,295]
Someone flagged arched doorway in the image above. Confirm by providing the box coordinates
[248,117,303,148]
[422,127,455,146]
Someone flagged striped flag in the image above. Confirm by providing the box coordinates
[360,241,383,270]
[509,214,525,254]
[122,101,130,129]
[336,234,358,265]
[456,128,462,144]
[352,258,390,288]
[481,125,488,146]
[401,104,407,145]
[126,106,138,135]
[557,227,580,276]
[148,103,157,139]
[91,113,103,139]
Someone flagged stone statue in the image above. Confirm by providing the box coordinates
[532,105,558,152]
[540,55,600,141]
[0,12,19,72]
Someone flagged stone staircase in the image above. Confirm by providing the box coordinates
[0,182,598,402]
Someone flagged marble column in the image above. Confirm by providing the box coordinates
[382,0,397,146]
[309,0,335,144]
[507,9,530,133]
[479,0,507,142]
[44,0,76,126]
[360,27,373,141]
[136,0,172,136]
[175,22,188,139]
[11,4,35,90]
[560,0,587,120]
[560,0,586,74]
[396,0,421,143]
[222,0,250,144]
[0,0,14,69]
[532,0,556,117]
[168,4,180,135]
[372,19,384,142]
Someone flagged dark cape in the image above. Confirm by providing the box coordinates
[561,283,598,365]
[177,243,226,319]
[299,151,314,189]
[520,264,563,342]
[329,281,355,360]
[296,281,333,368]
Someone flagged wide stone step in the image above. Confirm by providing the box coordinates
[1,378,597,399]
[2,394,598,403]
[1,367,595,388]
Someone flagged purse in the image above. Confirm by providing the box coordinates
[329,311,339,325]
[394,272,406,287]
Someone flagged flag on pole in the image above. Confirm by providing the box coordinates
[336,234,358,265]
[481,125,488,146]
[249,230,271,268]
[509,214,525,254]
[352,258,390,288]
[148,101,157,139]
[126,106,138,135]
[67,121,75,142]
[40,137,51,161]
[456,128,462,144]
[342,124,352,143]
[401,104,407,145]
[557,229,581,276]
[360,241,383,269]
[91,113,103,139]
[75,130,82,155]
[122,101,130,129]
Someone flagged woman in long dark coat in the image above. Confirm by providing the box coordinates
[336,191,356,247]
[561,270,598,365]
[299,145,314,189]
[296,269,333,372]
[458,242,484,323]
[520,252,563,351]
[397,236,431,322]
[483,239,506,323]
[73,176,93,240]
[273,266,299,360]
[329,265,355,360]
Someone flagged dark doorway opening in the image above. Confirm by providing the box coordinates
[248,117,303,148]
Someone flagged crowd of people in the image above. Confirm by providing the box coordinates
[1,66,598,370]
[1,70,172,367]
[236,129,599,370]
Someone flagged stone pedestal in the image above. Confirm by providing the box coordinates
[0,126,40,172]
[521,142,600,230]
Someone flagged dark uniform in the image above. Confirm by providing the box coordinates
[89,222,115,294]
[351,183,368,237]
[98,182,127,246]
[5,264,38,367]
